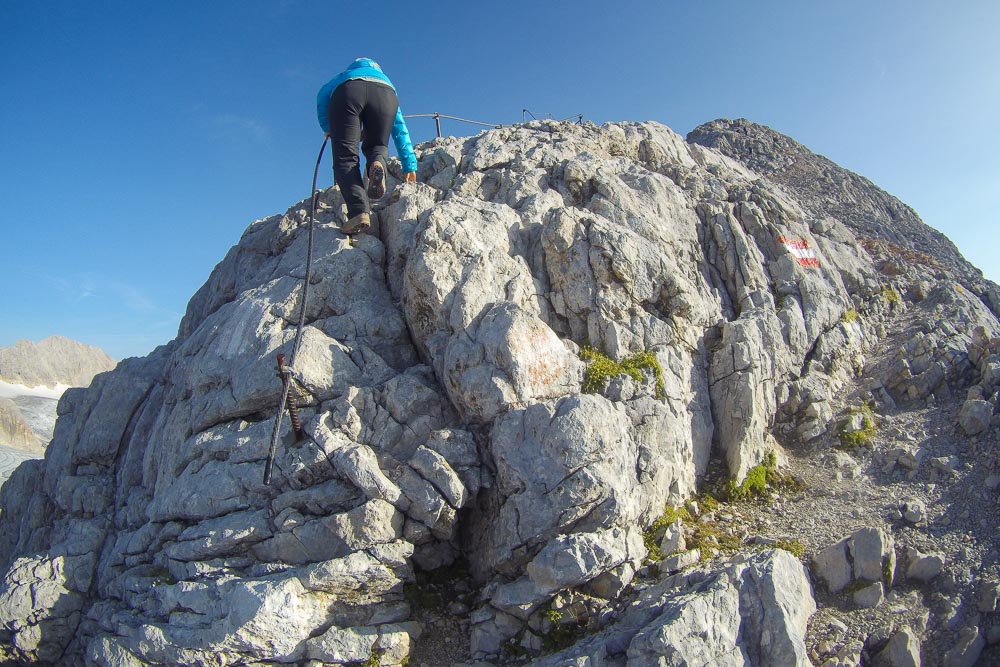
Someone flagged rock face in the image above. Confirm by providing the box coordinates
[0,118,997,665]
[0,336,117,388]
[687,118,998,310]
[0,399,42,453]
[0,336,116,463]
[532,549,815,666]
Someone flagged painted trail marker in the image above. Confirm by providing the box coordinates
[778,236,820,268]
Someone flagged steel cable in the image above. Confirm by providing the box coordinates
[263,135,329,485]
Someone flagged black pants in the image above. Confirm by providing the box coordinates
[328,79,399,217]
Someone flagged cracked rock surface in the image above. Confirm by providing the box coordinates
[0,118,998,665]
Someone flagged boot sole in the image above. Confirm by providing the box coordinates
[367,162,386,200]
[342,214,370,235]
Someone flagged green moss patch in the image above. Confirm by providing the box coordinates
[838,405,877,449]
[775,539,807,559]
[724,451,802,502]
[580,346,665,398]
[642,504,692,562]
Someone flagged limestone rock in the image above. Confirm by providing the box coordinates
[873,627,921,667]
[906,548,946,583]
[0,117,997,665]
[0,336,116,388]
[531,549,815,667]
[0,397,42,452]
[943,626,985,667]
[525,527,645,597]
[902,499,926,524]
[660,549,702,574]
[812,537,853,593]
[658,518,686,556]
[688,119,988,295]
[958,398,993,435]
[977,577,1000,613]
[812,527,894,595]
[854,581,884,609]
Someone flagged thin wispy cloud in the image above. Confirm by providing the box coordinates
[27,269,175,317]
[106,280,158,313]
[211,114,271,145]
[29,271,95,304]
[281,63,315,83]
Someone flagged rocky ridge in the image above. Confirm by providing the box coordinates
[0,336,117,389]
[0,337,116,468]
[0,118,997,666]
[687,118,999,312]
[0,399,42,453]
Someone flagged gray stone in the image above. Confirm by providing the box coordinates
[895,446,923,471]
[828,640,865,667]
[306,417,404,507]
[305,625,378,663]
[526,527,644,597]
[658,518,686,556]
[977,578,1000,613]
[930,456,960,475]
[409,445,468,509]
[906,549,946,583]
[854,581,884,609]
[902,499,926,525]
[164,509,273,561]
[395,468,455,540]
[849,527,894,584]
[943,626,985,667]
[586,561,636,601]
[628,573,745,665]
[813,527,894,596]
[812,537,852,593]
[660,549,702,574]
[625,549,815,667]
[873,627,921,667]
[959,398,993,435]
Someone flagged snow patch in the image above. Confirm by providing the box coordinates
[0,380,69,400]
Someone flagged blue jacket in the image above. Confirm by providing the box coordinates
[317,58,418,173]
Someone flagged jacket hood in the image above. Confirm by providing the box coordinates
[347,58,381,71]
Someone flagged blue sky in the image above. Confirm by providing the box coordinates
[2,1,997,361]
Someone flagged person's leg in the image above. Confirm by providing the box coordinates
[329,80,369,217]
[360,82,399,175]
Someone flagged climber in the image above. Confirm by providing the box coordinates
[317,58,418,235]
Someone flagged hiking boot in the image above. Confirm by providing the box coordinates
[342,212,370,235]
[367,160,386,200]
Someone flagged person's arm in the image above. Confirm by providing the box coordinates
[391,107,418,178]
[316,80,336,134]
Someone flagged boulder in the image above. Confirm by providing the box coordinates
[530,549,815,666]
[873,627,921,667]
[943,626,985,667]
[958,398,993,435]
[906,549,946,583]
[812,527,894,596]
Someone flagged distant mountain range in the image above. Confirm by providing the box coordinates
[0,335,116,388]
[0,336,117,483]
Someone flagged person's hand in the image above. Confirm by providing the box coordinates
[404,172,416,183]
